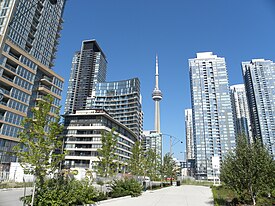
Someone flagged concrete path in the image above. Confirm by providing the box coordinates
[0,187,32,206]
[100,185,214,206]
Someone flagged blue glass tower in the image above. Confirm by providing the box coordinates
[189,52,236,180]
[0,0,65,167]
[242,59,275,156]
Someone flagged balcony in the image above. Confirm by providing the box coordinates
[8,52,20,60]
[38,84,51,91]
[5,63,17,73]
[0,87,10,95]
[2,75,13,83]
[41,76,52,83]
[0,101,7,106]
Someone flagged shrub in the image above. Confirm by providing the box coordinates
[92,192,108,202]
[22,176,97,206]
[110,178,142,198]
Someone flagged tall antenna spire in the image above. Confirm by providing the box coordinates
[155,54,159,89]
[152,54,162,133]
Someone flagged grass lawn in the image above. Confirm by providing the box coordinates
[212,185,275,206]
[212,185,237,206]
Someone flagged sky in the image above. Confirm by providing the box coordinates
[53,0,275,160]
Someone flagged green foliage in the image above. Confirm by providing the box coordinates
[92,192,108,202]
[110,178,143,198]
[220,134,275,205]
[212,185,275,206]
[97,128,118,177]
[127,141,144,176]
[212,185,238,206]
[128,142,161,181]
[162,153,177,183]
[181,179,213,186]
[13,94,65,187]
[22,176,97,206]
[143,149,162,181]
[0,181,33,189]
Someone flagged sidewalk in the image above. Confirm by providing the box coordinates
[99,185,214,206]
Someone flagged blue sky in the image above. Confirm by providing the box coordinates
[53,0,275,160]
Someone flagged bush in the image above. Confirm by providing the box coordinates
[22,176,98,206]
[92,192,108,202]
[110,178,142,198]
[162,182,171,187]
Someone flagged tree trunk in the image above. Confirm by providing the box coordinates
[249,185,256,206]
[252,196,256,206]
[30,177,36,206]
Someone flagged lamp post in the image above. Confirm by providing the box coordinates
[161,133,183,185]
[161,133,183,156]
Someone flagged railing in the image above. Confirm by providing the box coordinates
[8,52,20,60]
[5,63,17,73]
[41,76,52,82]
[0,101,7,106]
[2,75,13,82]
[0,87,9,95]
[39,84,51,91]
[0,171,9,182]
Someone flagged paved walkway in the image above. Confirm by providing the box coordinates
[0,187,32,206]
[100,185,214,206]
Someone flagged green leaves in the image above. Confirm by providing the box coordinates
[97,128,118,177]
[220,134,275,205]
[128,141,144,176]
[128,142,161,180]
[162,153,177,181]
[110,178,143,198]
[22,177,98,206]
[13,94,65,186]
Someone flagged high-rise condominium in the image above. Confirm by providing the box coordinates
[242,59,275,156]
[0,0,65,166]
[142,130,162,158]
[185,109,194,160]
[189,52,235,180]
[65,40,107,114]
[63,109,138,173]
[86,78,143,137]
[230,84,252,143]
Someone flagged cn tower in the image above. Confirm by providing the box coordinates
[152,55,162,133]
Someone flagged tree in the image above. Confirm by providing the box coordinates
[127,141,144,176]
[162,153,177,185]
[13,94,64,186]
[220,134,275,205]
[143,148,161,181]
[97,128,118,177]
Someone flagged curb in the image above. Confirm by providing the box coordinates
[97,195,132,205]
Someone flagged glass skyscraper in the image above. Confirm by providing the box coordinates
[65,39,107,114]
[185,109,194,160]
[86,78,143,137]
[0,0,65,167]
[189,52,235,180]
[230,84,252,143]
[242,59,275,156]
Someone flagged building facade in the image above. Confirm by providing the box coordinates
[230,84,252,142]
[242,59,275,156]
[185,109,194,160]
[86,78,143,138]
[64,40,107,114]
[63,109,138,174]
[189,52,235,180]
[142,130,162,159]
[0,0,64,167]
